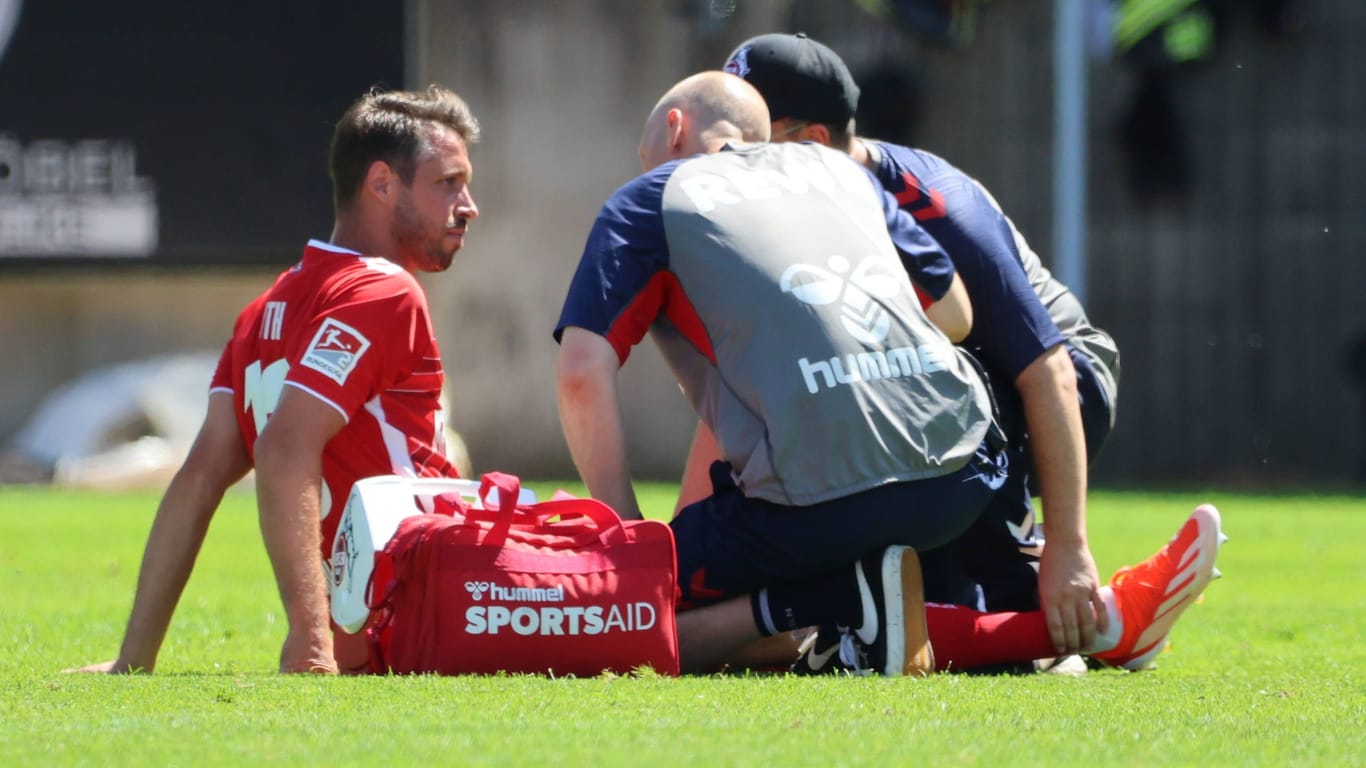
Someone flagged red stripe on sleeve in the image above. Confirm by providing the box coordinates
[605,271,715,367]
[913,189,947,221]
[894,171,922,206]
[895,171,947,222]
[914,284,933,311]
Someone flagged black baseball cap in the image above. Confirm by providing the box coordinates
[723,32,860,125]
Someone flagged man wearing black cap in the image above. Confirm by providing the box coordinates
[724,32,1122,661]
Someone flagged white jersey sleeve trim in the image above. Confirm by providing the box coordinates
[283,380,350,423]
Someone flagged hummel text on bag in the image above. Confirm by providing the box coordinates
[465,581,566,603]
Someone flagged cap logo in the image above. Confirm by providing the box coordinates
[723,46,751,78]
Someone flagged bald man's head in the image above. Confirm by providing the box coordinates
[638,71,772,172]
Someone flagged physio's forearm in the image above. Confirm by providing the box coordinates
[556,332,641,520]
[1018,346,1088,542]
[559,380,640,520]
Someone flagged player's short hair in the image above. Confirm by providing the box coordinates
[329,85,480,210]
[824,117,855,150]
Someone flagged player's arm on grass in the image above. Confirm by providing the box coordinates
[556,326,643,521]
[252,386,345,674]
[68,392,251,674]
[1016,343,1107,654]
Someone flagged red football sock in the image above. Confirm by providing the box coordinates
[925,603,1058,672]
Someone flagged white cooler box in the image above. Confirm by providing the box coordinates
[328,475,538,633]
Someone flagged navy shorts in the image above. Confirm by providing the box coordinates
[670,439,1008,605]
[920,442,1039,610]
[921,344,1116,612]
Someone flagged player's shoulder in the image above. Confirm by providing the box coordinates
[311,245,421,292]
[638,159,685,190]
[601,162,677,219]
[874,142,967,182]
[332,264,426,319]
[877,143,1006,219]
[684,141,871,187]
[284,244,428,321]
[694,140,840,167]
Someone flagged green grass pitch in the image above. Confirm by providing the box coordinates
[1,484,1362,766]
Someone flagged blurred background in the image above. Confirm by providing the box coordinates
[1,0,1362,492]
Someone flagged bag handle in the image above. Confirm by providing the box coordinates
[473,471,629,547]
[479,472,523,517]
[383,476,538,512]
[524,495,629,546]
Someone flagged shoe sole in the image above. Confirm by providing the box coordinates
[1120,503,1224,670]
[882,545,935,677]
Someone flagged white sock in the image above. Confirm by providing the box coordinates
[1086,586,1122,654]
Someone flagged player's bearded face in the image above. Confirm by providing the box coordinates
[389,126,477,273]
[391,187,457,272]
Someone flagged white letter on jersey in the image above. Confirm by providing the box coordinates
[728,169,782,202]
[261,301,286,341]
[678,173,741,213]
[773,160,836,195]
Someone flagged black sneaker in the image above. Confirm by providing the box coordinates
[791,625,857,675]
[852,545,935,677]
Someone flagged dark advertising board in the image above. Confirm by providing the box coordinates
[0,0,405,267]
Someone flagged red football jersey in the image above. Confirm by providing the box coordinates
[210,240,459,557]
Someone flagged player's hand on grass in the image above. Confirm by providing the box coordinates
[1038,541,1106,654]
[280,658,340,674]
[64,660,142,674]
[279,629,338,675]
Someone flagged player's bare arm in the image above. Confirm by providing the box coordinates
[1015,343,1106,653]
[924,272,972,343]
[67,392,251,674]
[556,327,643,521]
[253,386,346,674]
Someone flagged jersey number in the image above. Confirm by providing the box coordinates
[243,358,290,434]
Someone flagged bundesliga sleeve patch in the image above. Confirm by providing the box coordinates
[301,317,372,385]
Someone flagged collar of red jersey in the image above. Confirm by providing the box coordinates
[307,239,362,256]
